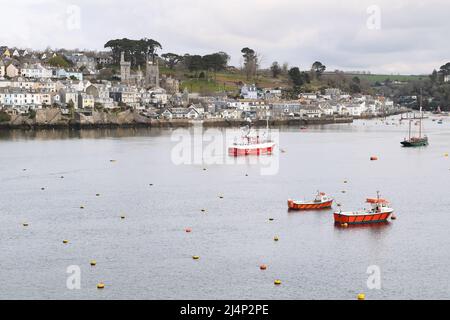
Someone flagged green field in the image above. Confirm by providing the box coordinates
[345,73,426,84]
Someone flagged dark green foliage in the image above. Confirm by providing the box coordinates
[104,38,162,68]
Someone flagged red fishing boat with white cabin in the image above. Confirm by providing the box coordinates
[334,192,394,225]
[228,119,275,157]
[288,191,333,210]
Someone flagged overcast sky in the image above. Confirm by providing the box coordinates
[1,0,449,74]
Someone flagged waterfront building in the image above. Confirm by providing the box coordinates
[78,93,95,109]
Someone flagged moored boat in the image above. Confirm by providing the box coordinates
[334,193,394,225]
[288,191,333,210]
[401,91,429,147]
[228,118,275,157]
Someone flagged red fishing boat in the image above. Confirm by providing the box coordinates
[334,192,394,225]
[228,118,275,156]
[288,191,333,210]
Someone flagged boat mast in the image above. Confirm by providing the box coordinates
[419,89,423,138]
[408,120,412,140]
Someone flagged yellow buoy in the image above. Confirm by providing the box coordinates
[274,279,282,285]
[97,282,105,289]
[22,223,29,227]
[120,215,125,219]
[63,240,69,244]
[80,205,84,209]
[90,260,97,266]
[274,236,279,242]
[357,293,365,300]
[192,255,200,260]
[444,153,448,157]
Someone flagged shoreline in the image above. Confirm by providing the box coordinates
[6,115,423,130]
[0,108,408,131]
[0,117,355,130]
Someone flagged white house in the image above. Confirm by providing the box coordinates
[344,102,366,116]
[240,84,258,100]
[444,75,450,83]
[299,92,318,100]
[220,108,242,120]
[319,103,334,116]
[54,68,83,81]
[21,63,53,79]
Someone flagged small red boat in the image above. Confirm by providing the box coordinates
[334,193,394,225]
[288,192,333,210]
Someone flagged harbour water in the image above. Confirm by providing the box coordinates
[0,117,449,299]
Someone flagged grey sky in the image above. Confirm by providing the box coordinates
[1,0,449,74]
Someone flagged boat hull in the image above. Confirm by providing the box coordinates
[228,143,275,157]
[288,199,333,210]
[401,140,428,147]
[334,211,393,225]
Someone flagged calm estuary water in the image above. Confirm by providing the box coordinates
[0,117,449,300]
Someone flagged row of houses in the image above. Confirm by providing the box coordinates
[0,61,83,81]
[0,77,171,113]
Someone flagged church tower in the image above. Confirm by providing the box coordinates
[145,53,160,88]
[120,51,131,84]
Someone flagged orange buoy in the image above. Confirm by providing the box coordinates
[260,264,267,270]
[370,156,378,161]
[185,228,192,233]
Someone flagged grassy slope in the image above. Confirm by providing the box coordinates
[159,66,425,94]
